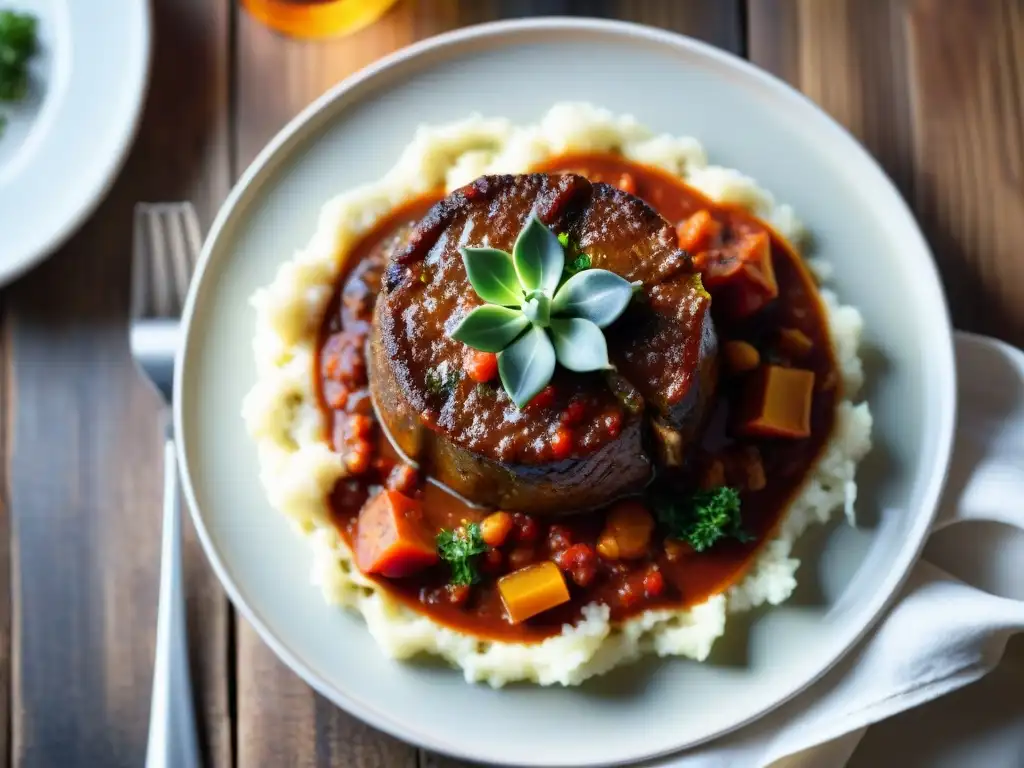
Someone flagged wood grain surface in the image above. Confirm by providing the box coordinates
[4,0,1022,766]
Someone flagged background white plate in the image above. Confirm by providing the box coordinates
[176,19,956,767]
[0,0,150,284]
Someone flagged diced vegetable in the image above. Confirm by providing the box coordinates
[464,349,499,383]
[642,566,664,598]
[596,536,619,560]
[695,230,778,320]
[723,340,760,373]
[345,439,373,475]
[778,327,814,358]
[553,543,598,587]
[355,490,438,578]
[550,425,573,460]
[738,365,815,438]
[526,384,556,411]
[445,583,471,606]
[480,511,513,548]
[597,500,655,560]
[511,512,538,543]
[497,561,570,624]
[675,209,722,253]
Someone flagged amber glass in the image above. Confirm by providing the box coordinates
[241,0,401,39]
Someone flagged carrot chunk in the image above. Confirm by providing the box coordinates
[464,349,498,383]
[676,209,722,253]
[737,365,815,438]
[598,500,655,560]
[354,490,438,578]
[497,561,570,624]
[697,229,778,320]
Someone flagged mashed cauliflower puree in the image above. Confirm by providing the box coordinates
[241,103,873,687]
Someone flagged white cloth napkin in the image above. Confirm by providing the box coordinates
[651,332,1024,768]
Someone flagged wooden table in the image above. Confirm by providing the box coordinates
[5,1,1022,766]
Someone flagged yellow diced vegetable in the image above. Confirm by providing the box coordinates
[738,365,815,438]
[497,561,570,624]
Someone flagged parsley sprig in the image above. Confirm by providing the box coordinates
[436,523,487,586]
[0,10,37,107]
[653,486,753,552]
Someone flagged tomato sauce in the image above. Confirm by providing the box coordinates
[315,156,839,643]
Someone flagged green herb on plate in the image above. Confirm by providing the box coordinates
[0,10,38,101]
[436,523,488,586]
[0,10,38,135]
[425,365,459,397]
[653,486,753,553]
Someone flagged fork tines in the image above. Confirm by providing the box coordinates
[131,203,202,320]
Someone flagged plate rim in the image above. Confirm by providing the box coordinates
[0,0,152,286]
[174,16,957,765]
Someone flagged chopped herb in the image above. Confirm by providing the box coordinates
[0,11,38,104]
[436,523,488,586]
[425,366,459,396]
[565,252,592,275]
[556,232,592,277]
[652,486,752,553]
[474,382,494,398]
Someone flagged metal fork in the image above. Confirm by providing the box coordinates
[130,203,203,768]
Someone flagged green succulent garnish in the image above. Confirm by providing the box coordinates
[450,214,637,408]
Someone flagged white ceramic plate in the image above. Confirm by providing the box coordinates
[0,0,149,284]
[176,19,957,767]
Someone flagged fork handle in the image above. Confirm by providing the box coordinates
[145,434,202,768]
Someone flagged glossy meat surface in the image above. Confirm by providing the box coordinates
[370,173,717,513]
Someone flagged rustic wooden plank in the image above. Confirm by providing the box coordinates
[749,0,1024,347]
[903,0,1024,345]
[8,1,233,766]
[235,0,466,170]
[748,0,916,197]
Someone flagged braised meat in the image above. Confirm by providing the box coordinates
[369,173,717,514]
